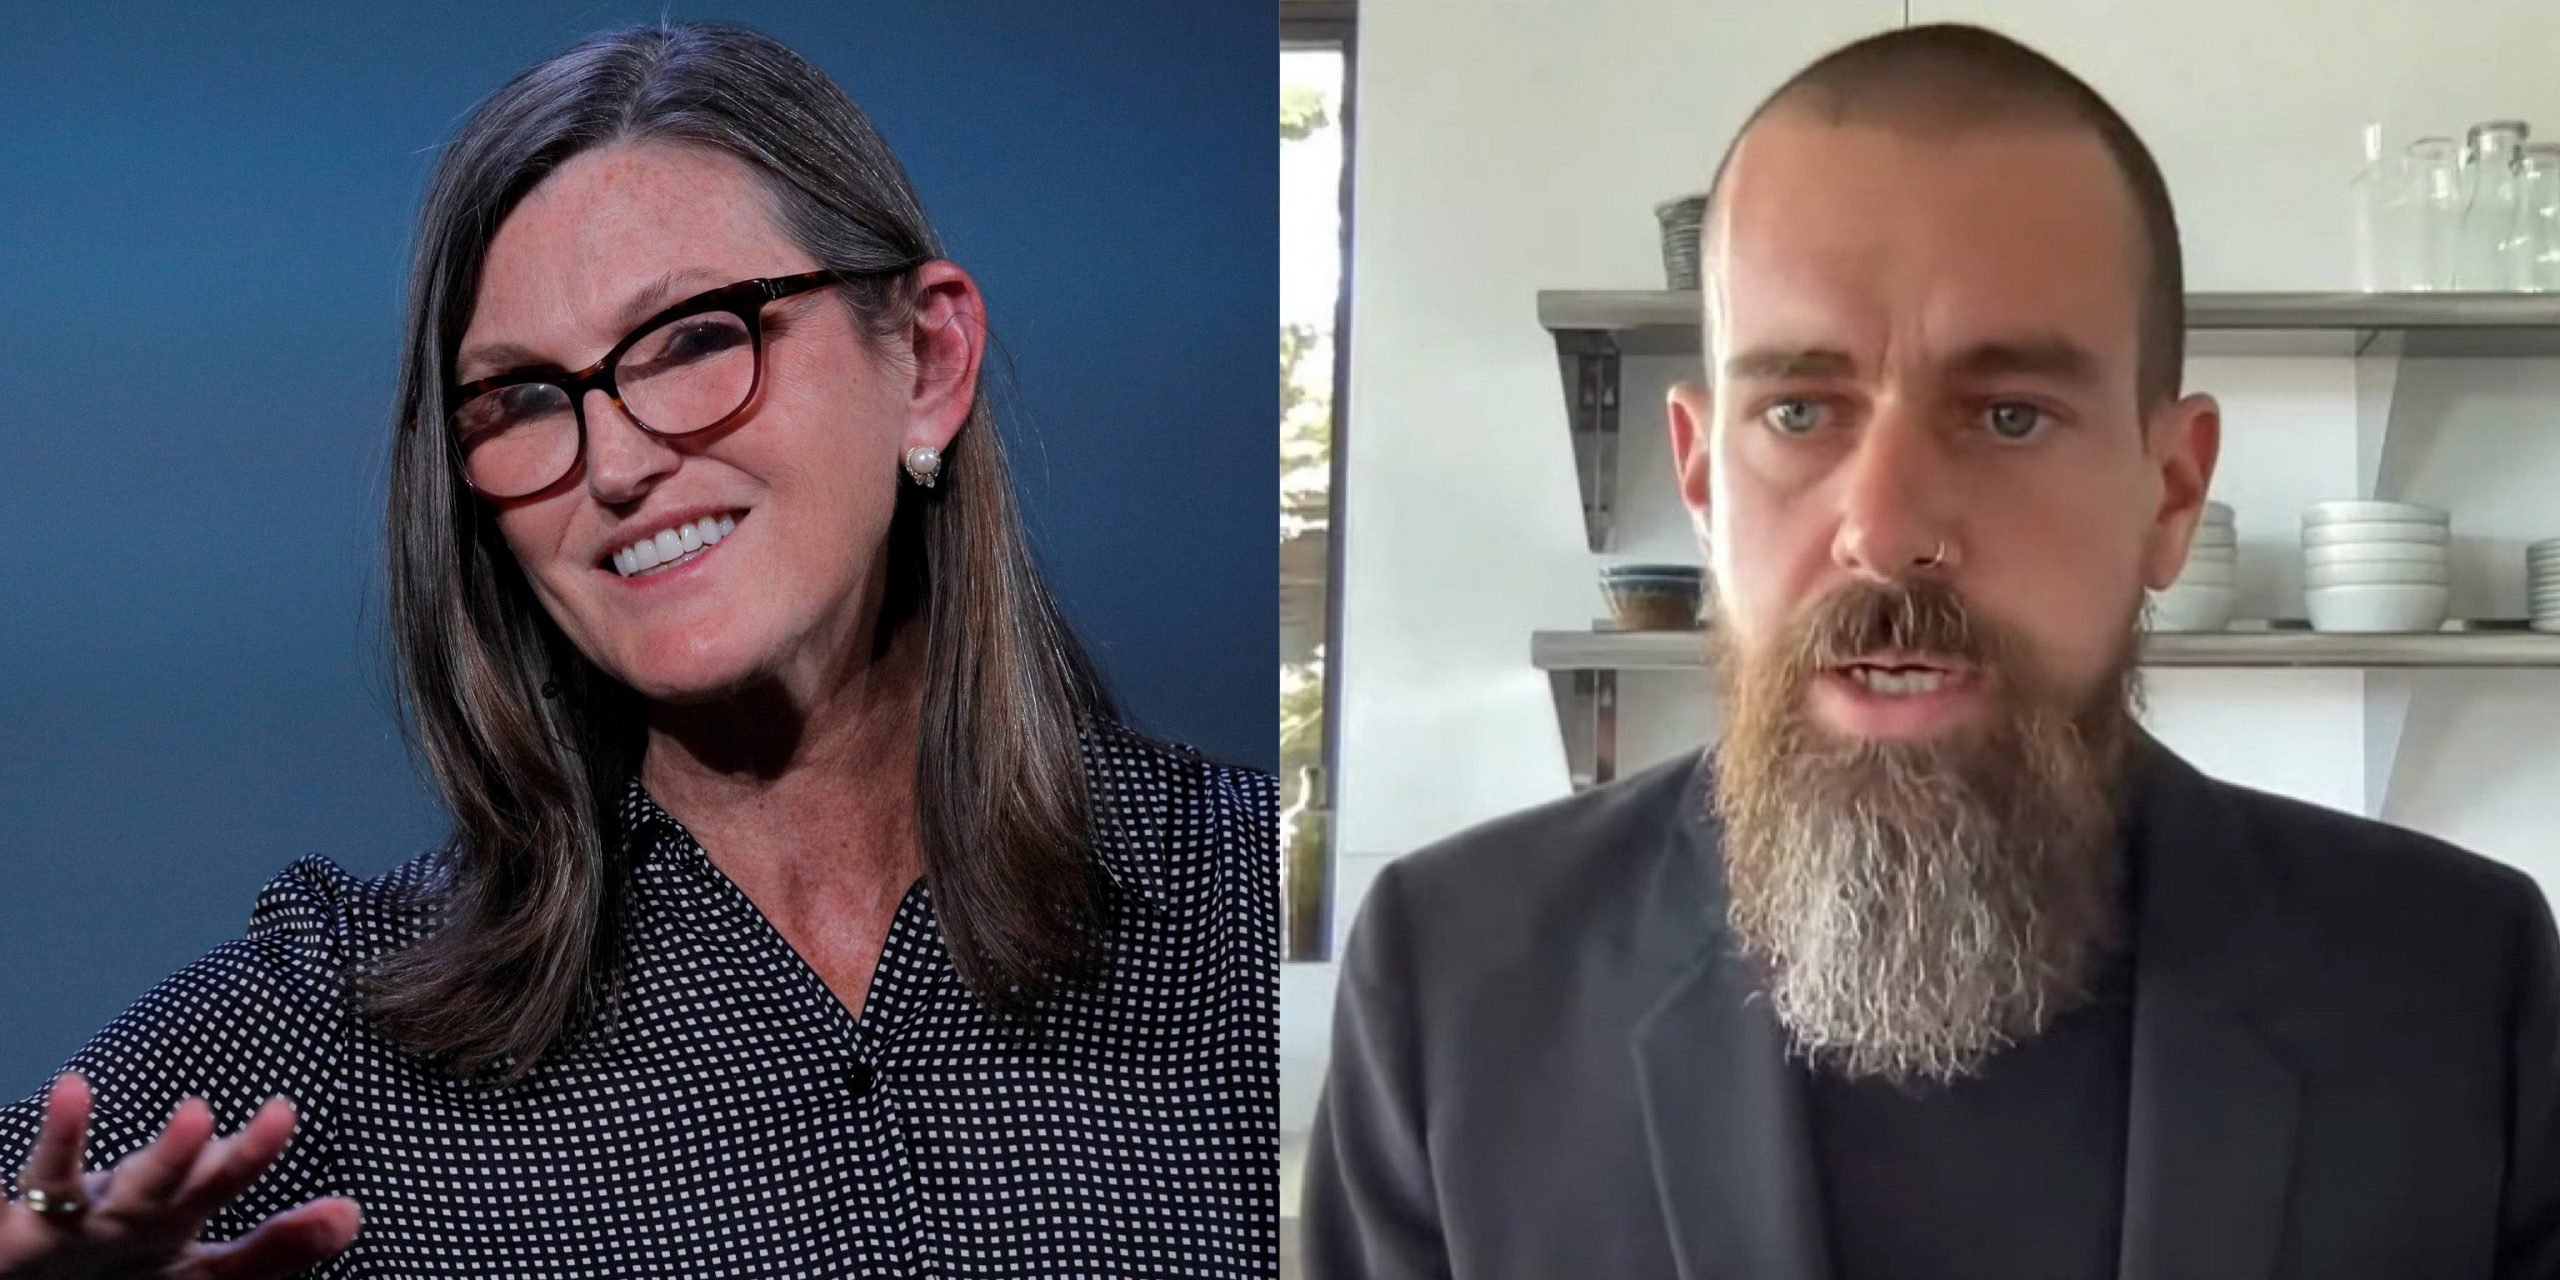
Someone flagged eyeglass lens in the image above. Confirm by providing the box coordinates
[452,309,759,498]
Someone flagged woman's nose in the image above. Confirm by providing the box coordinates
[582,389,681,504]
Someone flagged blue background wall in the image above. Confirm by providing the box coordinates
[0,2,1275,1089]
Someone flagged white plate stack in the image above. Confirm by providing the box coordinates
[2531,539,2560,632]
[2302,500,2452,633]
[2150,500,2237,632]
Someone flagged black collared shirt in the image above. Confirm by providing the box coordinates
[1,724,1278,1277]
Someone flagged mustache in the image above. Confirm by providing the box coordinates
[1788,578,2008,673]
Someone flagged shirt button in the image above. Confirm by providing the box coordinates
[849,1062,876,1095]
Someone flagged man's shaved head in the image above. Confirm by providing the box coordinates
[1705,23,2185,409]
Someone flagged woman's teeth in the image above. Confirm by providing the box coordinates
[1848,666,1950,696]
[612,514,737,578]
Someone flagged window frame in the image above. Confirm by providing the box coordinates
[1280,1,1355,961]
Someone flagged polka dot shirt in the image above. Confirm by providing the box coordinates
[0,724,1278,1277]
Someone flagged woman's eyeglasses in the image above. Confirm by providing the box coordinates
[441,268,910,500]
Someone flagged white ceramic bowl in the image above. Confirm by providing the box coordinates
[2306,562,2451,587]
[2189,529,2238,549]
[2306,583,2450,632]
[2301,500,2450,526]
[2174,561,2238,587]
[2304,542,2448,567]
[2302,521,2452,548]
[2147,584,2237,632]
[2203,500,2235,526]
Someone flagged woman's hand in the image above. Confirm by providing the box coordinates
[0,1074,359,1279]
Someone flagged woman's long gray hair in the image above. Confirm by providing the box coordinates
[373,21,1113,1080]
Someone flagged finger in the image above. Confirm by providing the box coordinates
[12,1072,92,1196]
[168,1097,299,1220]
[99,1096,216,1213]
[181,1196,361,1280]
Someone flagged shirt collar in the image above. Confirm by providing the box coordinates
[1077,719,1186,916]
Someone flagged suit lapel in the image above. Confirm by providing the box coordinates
[1629,763,1831,1280]
[2116,742,2303,1280]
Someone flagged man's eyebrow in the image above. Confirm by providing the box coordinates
[1722,347,1858,381]
[1947,336,2104,388]
[453,266,730,382]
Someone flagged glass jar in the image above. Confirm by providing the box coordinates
[2460,119,2531,289]
[2516,144,2560,292]
[2351,124,2410,291]
[2408,136,2465,290]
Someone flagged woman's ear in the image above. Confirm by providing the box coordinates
[900,261,986,453]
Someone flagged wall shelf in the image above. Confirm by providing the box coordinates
[1535,623,2560,791]
[1539,290,2560,550]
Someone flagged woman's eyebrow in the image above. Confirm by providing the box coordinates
[454,266,729,381]
[611,265,726,330]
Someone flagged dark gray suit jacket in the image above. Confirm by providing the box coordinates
[1303,738,2560,1279]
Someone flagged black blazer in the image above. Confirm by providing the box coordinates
[1303,736,2560,1279]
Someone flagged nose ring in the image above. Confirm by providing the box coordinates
[1916,540,1948,569]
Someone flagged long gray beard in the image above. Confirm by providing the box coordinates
[1709,586,2137,1084]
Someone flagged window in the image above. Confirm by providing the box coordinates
[1280,2,1352,961]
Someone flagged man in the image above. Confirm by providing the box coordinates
[1303,23,2560,1280]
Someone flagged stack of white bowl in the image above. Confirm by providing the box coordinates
[2531,539,2560,632]
[2302,500,2451,633]
[2150,500,2238,632]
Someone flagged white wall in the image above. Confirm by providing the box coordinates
[1284,0,2560,1144]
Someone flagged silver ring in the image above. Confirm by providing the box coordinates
[19,1184,87,1221]
[1917,540,1948,569]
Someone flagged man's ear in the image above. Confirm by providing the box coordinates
[2142,392,2224,590]
[1669,380,1714,556]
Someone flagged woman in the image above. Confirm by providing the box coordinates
[0,21,1276,1279]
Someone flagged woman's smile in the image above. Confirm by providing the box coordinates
[604,508,747,582]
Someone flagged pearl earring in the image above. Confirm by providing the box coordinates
[903,444,942,489]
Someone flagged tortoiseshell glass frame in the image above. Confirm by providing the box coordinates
[437,268,903,500]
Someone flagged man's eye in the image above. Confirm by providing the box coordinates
[1763,399,1824,436]
[1985,402,2048,440]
